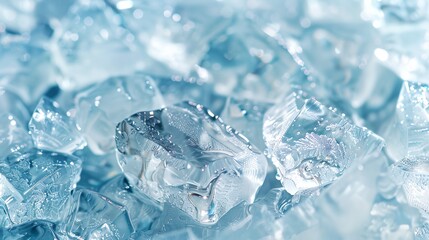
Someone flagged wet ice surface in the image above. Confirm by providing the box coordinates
[263,93,384,194]
[116,101,267,224]
[0,149,82,228]
[2,0,429,238]
[29,97,86,154]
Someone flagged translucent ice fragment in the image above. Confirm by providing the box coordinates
[153,77,226,116]
[0,88,33,158]
[74,148,122,190]
[100,175,162,232]
[221,98,272,150]
[0,220,60,240]
[390,156,429,214]
[375,23,429,82]
[0,35,59,106]
[0,149,82,228]
[61,189,134,240]
[0,114,33,159]
[52,0,147,90]
[200,18,297,101]
[29,97,86,154]
[116,101,267,224]
[384,82,429,161]
[75,73,164,154]
[278,151,387,239]
[364,0,429,26]
[263,93,384,194]
[107,0,233,75]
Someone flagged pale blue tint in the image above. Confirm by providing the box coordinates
[0,149,82,228]
[116,101,267,224]
[29,97,86,154]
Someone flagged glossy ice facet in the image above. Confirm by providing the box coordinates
[263,93,384,194]
[0,149,82,228]
[29,97,86,154]
[384,82,429,161]
[221,98,272,150]
[99,175,162,232]
[75,73,164,154]
[116,101,267,224]
[61,189,134,240]
[0,114,33,159]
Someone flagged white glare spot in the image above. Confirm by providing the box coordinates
[116,0,134,10]
[374,48,389,62]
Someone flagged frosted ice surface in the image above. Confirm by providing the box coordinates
[29,97,86,154]
[0,149,82,228]
[263,93,384,194]
[116,101,267,224]
[75,73,164,154]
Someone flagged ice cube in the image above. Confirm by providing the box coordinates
[60,189,134,239]
[263,93,384,194]
[29,97,86,154]
[116,101,267,224]
[99,174,162,232]
[75,73,164,154]
[0,149,82,228]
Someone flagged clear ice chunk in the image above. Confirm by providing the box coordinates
[384,82,429,161]
[75,73,164,154]
[278,151,387,239]
[0,88,30,124]
[29,97,86,154]
[99,174,162,233]
[115,101,267,224]
[0,149,82,228]
[221,97,272,150]
[199,17,298,101]
[61,189,134,239]
[263,93,384,194]
[51,0,147,90]
[107,0,233,76]
[390,156,429,214]
[0,220,60,240]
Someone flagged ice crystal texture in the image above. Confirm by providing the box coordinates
[29,97,85,154]
[3,0,429,238]
[263,93,384,194]
[0,149,82,228]
[116,101,267,224]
